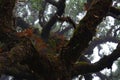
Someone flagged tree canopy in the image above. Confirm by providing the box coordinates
[0,0,120,80]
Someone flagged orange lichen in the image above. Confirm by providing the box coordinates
[31,35,47,52]
[17,28,48,53]
[17,28,33,37]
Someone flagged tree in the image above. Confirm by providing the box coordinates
[0,0,120,80]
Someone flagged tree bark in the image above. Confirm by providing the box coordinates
[60,0,112,65]
[1,0,120,80]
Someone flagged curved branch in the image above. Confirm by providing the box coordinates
[79,55,109,80]
[41,0,66,41]
[0,0,17,32]
[41,15,58,41]
[109,7,120,16]
[72,42,120,76]
[107,7,120,20]
[84,36,119,55]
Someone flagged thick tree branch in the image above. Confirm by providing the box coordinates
[84,24,120,56]
[0,37,71,79]
[0,0,16,32]
[60,0,112,65]
[85,0,120,20]
[0,0,19,52]
[107,7,120,20]
[71,42,120,76]
[79,55,109,80]
[84,36,119,55]
[41,0,66,41]
[41,15,58,41]
[109,7,120,16]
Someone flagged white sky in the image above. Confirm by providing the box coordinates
[91,42,118,80]
[92,42,118,68]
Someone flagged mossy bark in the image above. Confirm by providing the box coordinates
[1,0,120,80]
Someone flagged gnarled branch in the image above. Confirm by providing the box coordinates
[72,42,120,76]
